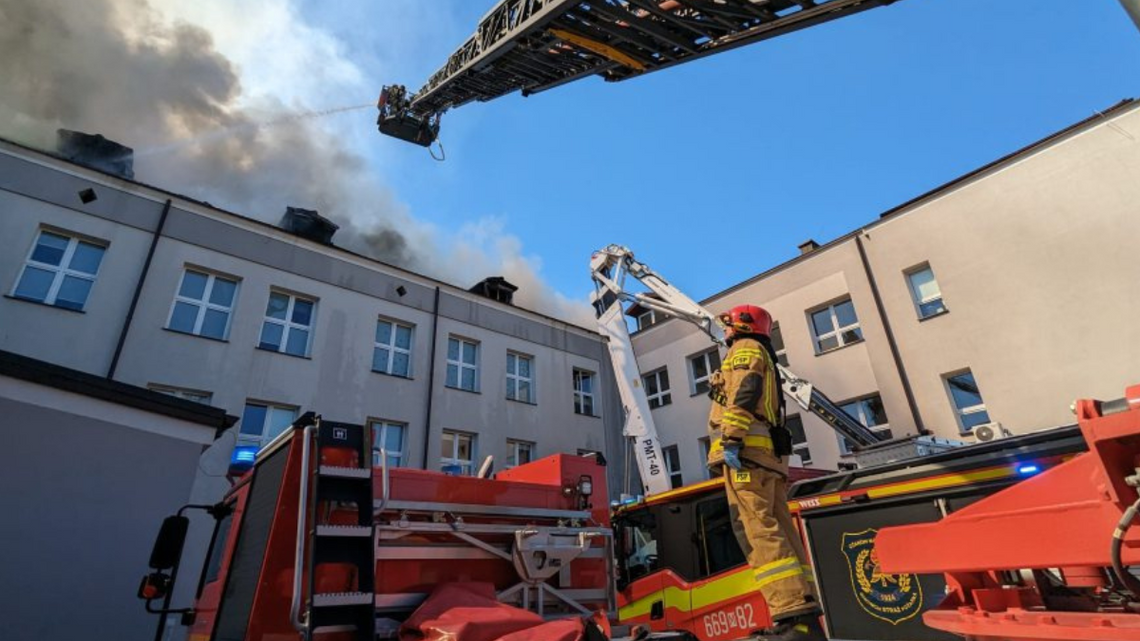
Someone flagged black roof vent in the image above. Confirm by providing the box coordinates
[279,207,339,245]
[56,129,134,179]
[469,276,518,305]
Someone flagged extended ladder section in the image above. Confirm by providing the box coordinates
[590,244,884,495]
[295,419,376,640]
[392,0,903,120]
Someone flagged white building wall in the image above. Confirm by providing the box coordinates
[632,100,1140,481]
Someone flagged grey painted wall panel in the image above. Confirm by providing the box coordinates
[0,397,202,641]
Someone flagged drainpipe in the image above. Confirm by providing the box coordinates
[854,233,927,435]
[420,286,441,469]
[107,198,171,380]
[1120,0,1140,32]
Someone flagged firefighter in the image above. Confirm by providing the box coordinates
[707,304,826,641]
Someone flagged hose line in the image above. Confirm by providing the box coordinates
[1111,497,1140,597]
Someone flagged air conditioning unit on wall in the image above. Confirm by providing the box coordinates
[973,422,1011,442]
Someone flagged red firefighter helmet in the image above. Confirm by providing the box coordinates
[720,304,773,340]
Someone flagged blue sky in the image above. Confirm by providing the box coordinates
[339,0,1139,305]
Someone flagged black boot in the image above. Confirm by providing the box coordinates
[752,613,827,641]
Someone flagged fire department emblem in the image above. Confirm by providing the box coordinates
[841,529,922,625]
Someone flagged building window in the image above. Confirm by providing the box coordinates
[771,323,789,367]
[506,439,535,467]
[663,444,683,489]
[636,309,656,332]
[506,352,534,403]
[785,414,811,465]
[945,370,990,434]
[573,369,597,416]
[809,298,862,353]
[906,265,947,319]
[441,430,476,475]
[167,269,238,340]
[838,394,892,454]
[642,368,672,409]
[370,420,406,468]
[238,402,298,447]
[259,291,315,357]
[374,319,413,377]
[12,230,106,311]
[446,337,480,392]
[148,384,213,404]
[698,437,712,478]
[689,349,722,395]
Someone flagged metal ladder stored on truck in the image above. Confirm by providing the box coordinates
[293,416,377,640]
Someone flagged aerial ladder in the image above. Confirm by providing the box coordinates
[377,0,908,146]
[589,244,882,497]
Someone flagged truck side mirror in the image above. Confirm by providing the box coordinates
[137,572,172,600]
[149,515,189,570]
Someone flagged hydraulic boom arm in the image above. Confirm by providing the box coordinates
[590,244,882,495]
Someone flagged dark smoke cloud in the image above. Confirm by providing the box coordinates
[0,0,592,324]
[0,0,420,264]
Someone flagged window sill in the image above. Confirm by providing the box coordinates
[917,309,950,323]
[4,294,86,314]
[506,397,537,406]
[371,370,413,381]
[813,338,865,357]
[573,411,602,419]
[163,327,230,343]
[255,345,311,360]
[445,385,481,395]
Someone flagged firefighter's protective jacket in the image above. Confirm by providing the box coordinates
[706,336,787,475]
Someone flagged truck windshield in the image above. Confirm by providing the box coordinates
[620,513,659,581]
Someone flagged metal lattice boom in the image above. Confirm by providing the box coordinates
[409,0,904,116]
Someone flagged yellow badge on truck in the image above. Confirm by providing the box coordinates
[841,529,923,625]
[733,470,752,483]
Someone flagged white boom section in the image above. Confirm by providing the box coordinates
[590,245,881,496]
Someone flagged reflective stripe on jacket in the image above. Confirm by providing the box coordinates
[706,337,786,474]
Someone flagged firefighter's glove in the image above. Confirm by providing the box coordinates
[722,440,743,471]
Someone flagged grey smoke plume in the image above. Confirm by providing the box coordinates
[0,0,592,325]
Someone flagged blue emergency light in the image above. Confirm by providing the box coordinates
[1016,463,1040,476]
[229,445,258,475]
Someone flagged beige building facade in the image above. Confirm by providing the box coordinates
[631,99,1140,479]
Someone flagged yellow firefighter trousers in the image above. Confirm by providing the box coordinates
[724,466,816,620]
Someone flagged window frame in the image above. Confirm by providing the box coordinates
[905,264,948,320]
[166,268,240,340]
[506,439,535,468]
[688,349,722,396]
[238,401,299,448]
[642,367,672,409]
[446,336,481,392]
[258,290,317,357]
[784,414,811,466]
[573,368,598,416]
[808,298,863,354]
[837,394,892,455]
[373,318,414,378]
[636,309,656,332]
[663,444,683,489]
[697,437,712,479]
[944,370,991,434]
[370,419,407,468]
[770,323,789,367]
[148,383,213,405]
[11,229,107,311]
[440,429,477,475]
[506,351,535,404]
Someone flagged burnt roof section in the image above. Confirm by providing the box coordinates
[0,350,238,437]
[469,276,519,305]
